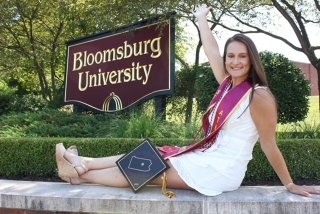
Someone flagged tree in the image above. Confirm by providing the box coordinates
[209,0,320,110]
[0,0,66,103]
[260,51,310,123]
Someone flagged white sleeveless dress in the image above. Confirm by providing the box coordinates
[169,89,260,196]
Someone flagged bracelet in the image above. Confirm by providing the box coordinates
[285,182,294,190]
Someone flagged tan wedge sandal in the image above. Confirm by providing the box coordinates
[61,145,81,184]
[56,143,88,184]
[67,145,78,156]
[56,143,79,178]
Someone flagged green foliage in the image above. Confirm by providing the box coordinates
[0,109,200,139]
[260,51,310,123]
[0,79,49,115]
[194,64,219,112]
[175,66,198,97]
[167,64,220,124]
[124,113,163,138]
[0,137,191,178]
[277,121,320,139]
[0,84,16,115]
[166,96,189,123]
[0,137,319,184]
[7,94,48,113]
[245,139,320,183]
[167,66,199,123]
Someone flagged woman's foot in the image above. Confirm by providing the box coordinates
[56,143,79,178]
[63,145,88,176]
[60,145,81,184]
[67,145,78,156]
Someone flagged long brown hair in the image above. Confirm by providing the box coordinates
[223,34,268,87]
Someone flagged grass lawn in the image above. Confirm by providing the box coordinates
[307,96,319,122]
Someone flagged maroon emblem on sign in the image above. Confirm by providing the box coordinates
[64,16,175,112]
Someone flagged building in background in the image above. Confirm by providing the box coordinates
[293,62,318,96]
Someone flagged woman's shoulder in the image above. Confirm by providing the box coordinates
[251,85,277,111]
[249,85,278,128]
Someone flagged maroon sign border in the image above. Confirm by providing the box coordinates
[64,15,175,113]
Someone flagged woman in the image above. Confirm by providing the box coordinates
[56,5,320,197]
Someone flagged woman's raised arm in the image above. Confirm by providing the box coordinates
[194,5,227,84]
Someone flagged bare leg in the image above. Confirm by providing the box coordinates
[64,150,191,189]
[152,161,193,190]
[70,161,192,189]
[62,149,125,185]
[76,166,130,187]
[81,155,124,170]
[64,149,123,172]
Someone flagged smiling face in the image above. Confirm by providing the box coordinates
[225,41,251,85]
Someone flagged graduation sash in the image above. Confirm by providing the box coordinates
[159,76,252,160]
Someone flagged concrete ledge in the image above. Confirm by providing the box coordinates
[0,180,319,214]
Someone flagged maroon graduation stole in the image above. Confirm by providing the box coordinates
[159,76,252,160]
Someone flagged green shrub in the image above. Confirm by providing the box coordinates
[0,137,319,184]
[8,94,48,113]
[0,137,190,178]
[124,113,163,138]
[167,65,199,124]
[245,139,320,184]
[0,83,16,115]
[0,109,200,139]
[260,51,310,123]
[0,80,49,114]
[194,64,219,112]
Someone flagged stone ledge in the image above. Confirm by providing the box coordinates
[0,179,319,214]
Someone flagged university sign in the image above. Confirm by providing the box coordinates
[64,16,175,112]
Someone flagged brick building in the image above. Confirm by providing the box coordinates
[293,61,318,96]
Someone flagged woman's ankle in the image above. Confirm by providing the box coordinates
[64,151,88,175]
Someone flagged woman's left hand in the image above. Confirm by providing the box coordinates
[286,183,320,197]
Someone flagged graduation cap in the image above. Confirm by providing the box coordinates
[116,139,169,192]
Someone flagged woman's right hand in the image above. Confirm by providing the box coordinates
[193,4,212,20]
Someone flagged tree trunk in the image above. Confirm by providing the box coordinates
[317,67,320,114]
[185,92,194,124]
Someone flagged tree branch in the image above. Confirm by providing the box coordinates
[273,0,317,61]
[300,16,320,24]
[310,46,320,51]
[218,9,303,52]
[315,0,320,11]
[175,54,189,69]
[276,0,311,44]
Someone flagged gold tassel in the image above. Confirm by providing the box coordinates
[161,172,176,198]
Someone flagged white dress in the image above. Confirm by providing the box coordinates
[169,90,259,196]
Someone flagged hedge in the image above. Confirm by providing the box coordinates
[0,137,319,184]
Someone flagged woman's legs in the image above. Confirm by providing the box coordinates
[73,166,130,187]
[62,148,126,185]
[68,160,192,189]
[63,149,123,172]
[61,146,192,189]
[152,161,193,190]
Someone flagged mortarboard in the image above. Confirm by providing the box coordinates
[116,139,169,192]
